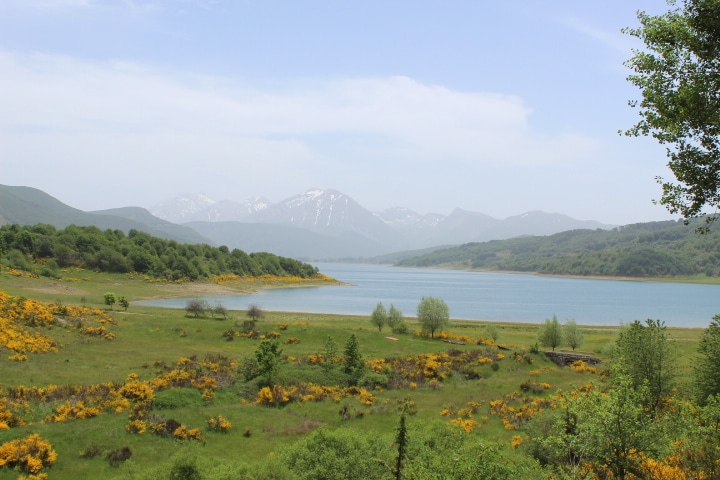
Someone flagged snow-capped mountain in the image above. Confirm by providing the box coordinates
[250,189,395,241]
[150,188,614,259]
[149,193,217,224]
[150,194,270,223]
[376,207,444,229]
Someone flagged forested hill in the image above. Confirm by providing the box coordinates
[0,224,321,281]
[398,219,720,278]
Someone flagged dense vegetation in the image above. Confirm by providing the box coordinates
[399,218,720,278]
[0,224,320,281]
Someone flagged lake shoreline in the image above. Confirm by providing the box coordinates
[392,263,720,285]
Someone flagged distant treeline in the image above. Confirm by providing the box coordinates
[399,219,720,277]
[0,224,319,281]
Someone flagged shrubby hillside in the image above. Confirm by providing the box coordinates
[0,223,320,281]
[399,218,720,277]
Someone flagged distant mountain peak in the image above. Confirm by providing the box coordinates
[149,193,272,223]
[150,193,217,223]
[145,187,615,258]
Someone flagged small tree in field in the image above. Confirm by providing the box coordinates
[255,340,283,386]
[212,302,227,319]
[343,334,365,385]
[564,319,583,351]
[387,304,408,334]
[485,324,499,343]
[185,299,208,318]
[615,319,676,412]
[247,304,264,322]
[370,302,387,331]
[118,296,129,311]
[104,292,117,311]
[323,335,338,371]
[538,315,563,351]
[417,296,449,338]
[694,314,720,405]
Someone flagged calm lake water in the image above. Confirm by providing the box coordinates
[137,263,720,328]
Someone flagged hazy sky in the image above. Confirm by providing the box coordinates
[0,0,679,225]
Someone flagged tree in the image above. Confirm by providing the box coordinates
[485,324,500,343]
[118,296,129,311]
[185,299,208,318]
[103,292,117,311]
[247,304,264,322]
[394,411,408,480]
[563,319,583,351]
[387,304,408,334]
[623,0,720,224]
[416,296,449,338]
[212,302,227,319]
[528,374,658,479]
[538,315,563,351]
[255,340,283,385]
[343,334,365,385]
[322,335,338,371]
[693,314,720,405]
[370,302,387,331]
[615,319,677,411]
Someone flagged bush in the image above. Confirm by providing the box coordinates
[107,446,132,467]
[360,372,389,389]
[391,322,410,335]
[169,456,201,480]
[154,388,205,410]
[79,444,102,459]
[278,427,389,480]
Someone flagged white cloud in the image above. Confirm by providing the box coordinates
[7,50,674,223]
[0,50,597,171]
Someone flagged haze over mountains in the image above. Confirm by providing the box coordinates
[0,184,614,260]
[147,188,613,259]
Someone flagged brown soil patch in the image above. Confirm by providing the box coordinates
[137,282,259,300]
[25,282,89,296]
[137,279,344,300]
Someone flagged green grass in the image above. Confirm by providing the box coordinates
[0,270,707,479]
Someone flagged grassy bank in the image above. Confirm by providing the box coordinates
[0,269,708,479]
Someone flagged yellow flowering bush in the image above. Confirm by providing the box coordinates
[44,400,101,423]
[126,419,147,434]
[0,434,57,474]
[450,417,479,433]
[206,415,232,432]
[256,383,377,407]
[569,360,598,374]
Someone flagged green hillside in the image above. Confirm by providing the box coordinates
[0,223,321,281]
[399,218,720,279]
[0,185,211,245]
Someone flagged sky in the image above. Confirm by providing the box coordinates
[0,0,681,225]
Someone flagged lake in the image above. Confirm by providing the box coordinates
[136,263,720,328]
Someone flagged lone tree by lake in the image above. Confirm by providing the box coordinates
[538,315,563,351]
[185,299,209,318]
[417,296,449,339]
[370,302,388,331]
[564,319,583,351]
[247,304,265,322]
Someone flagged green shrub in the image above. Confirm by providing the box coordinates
[169,456,201,480]
[154,388,204,410]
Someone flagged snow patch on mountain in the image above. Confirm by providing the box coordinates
[150,193,217,223]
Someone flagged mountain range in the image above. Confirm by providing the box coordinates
[0,184,614,260]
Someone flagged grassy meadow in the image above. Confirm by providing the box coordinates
[0,269,706,479]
